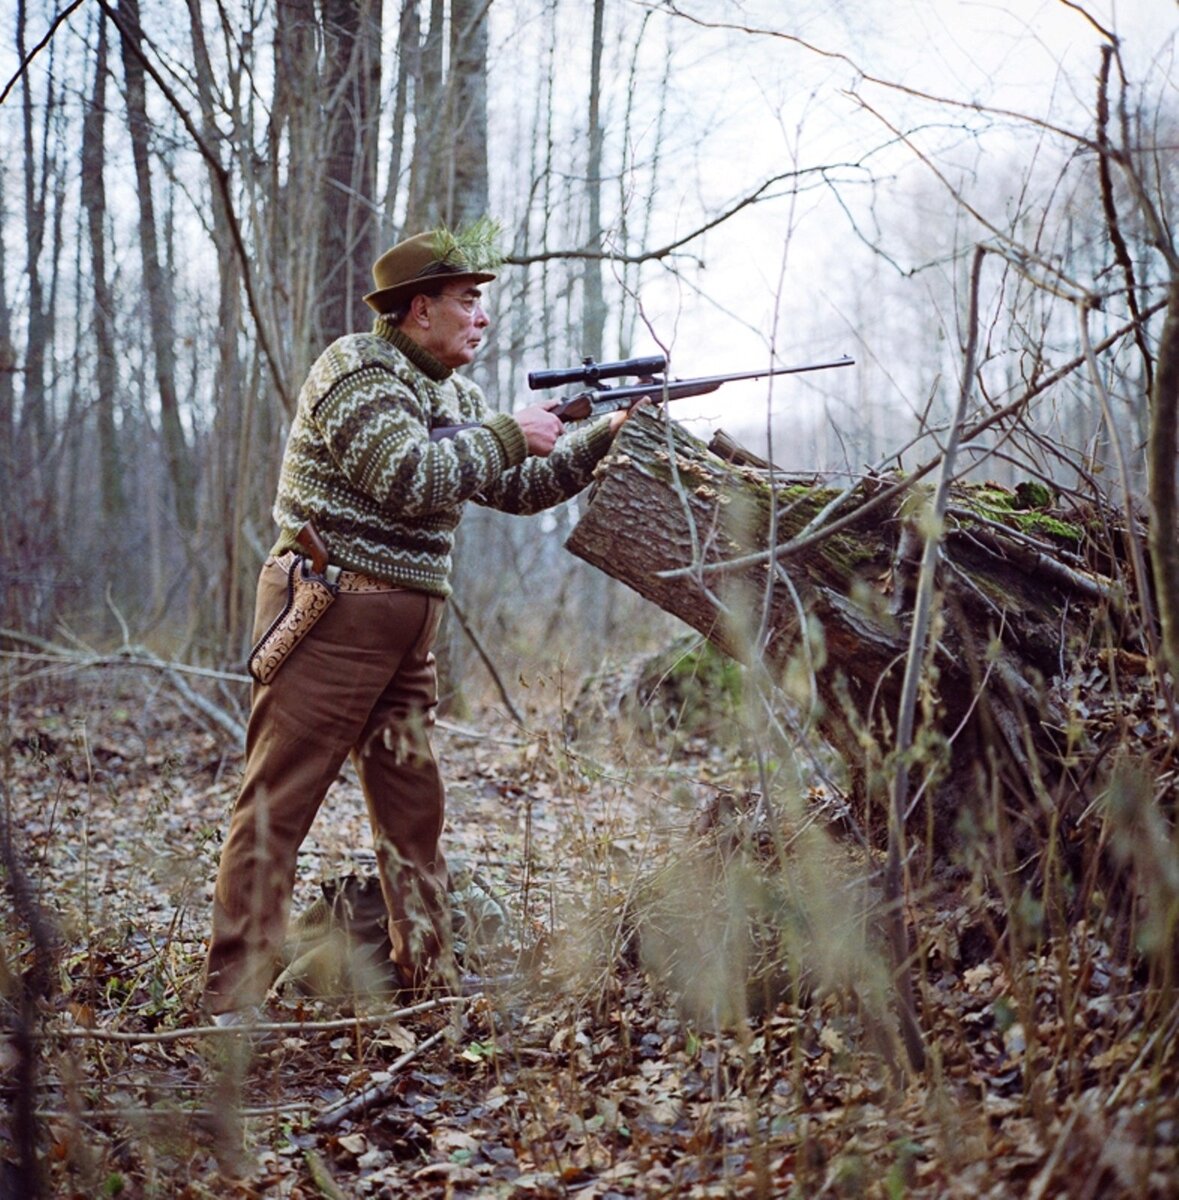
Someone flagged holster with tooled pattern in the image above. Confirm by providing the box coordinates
[247,556,341,684]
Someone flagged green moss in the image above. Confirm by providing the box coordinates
[1007,511,1084,542]
[824,532,881,573]
[777,483,842,511]
[961,481,1083,543]
[971,487,1018,513]
[1014,480,1054,510]
[630,635,746,740]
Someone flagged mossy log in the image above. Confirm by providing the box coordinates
[566,410,1140,848]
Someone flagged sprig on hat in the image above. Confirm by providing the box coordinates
[431,217,505,273]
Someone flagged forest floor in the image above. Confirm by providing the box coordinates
[2,669,1177,1199]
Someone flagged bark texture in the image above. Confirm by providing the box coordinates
[567,411,1135,848]
[118,0,196,532]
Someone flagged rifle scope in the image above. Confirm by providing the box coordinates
[528,354,668,391]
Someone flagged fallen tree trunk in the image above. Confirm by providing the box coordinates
[566,410,1145,852]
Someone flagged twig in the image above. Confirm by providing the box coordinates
[313,1025,452,1130]
[1025,1108,1081,1200]
[3,628,522,747]
[45,994,470,1044]
[0,633,247,684]
[1104,1000,1179,1110]
[1095,46,1152,392]
[34,1102,315,1121]
[447,595,524,725]
[435,717,527,746]
[1077,303,1177,722]
[0,0,87,105]
[942,509,1126,611]
[0,628,247,740]
[93,0,292,410]
[304,1148,348,1199]
[890,245,989,1074]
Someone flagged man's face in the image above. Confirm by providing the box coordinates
[417,286,490,368]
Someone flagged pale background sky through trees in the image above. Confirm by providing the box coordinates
[479,0,1176,468]
[486,0,1176,459]
[1,0,1173,456]
[0,0,1175,651]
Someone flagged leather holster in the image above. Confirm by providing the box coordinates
[247,556,341,685]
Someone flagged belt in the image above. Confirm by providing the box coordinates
[273,551,405,594]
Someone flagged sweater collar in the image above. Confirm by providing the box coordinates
[373,315,453,382]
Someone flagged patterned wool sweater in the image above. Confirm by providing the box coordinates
[270,316,615,596]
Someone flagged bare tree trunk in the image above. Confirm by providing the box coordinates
[317,0,382,344]
[617,8,666,356]
[266,0,320,399]
[80,17,125,532]
[0,148,17,626]
[13,0,67,635]
[449,0,489,225]
[16,0,50,489]
[401,0,490,233]
[382,0,419,247]
[1148,278,1179,682]
[117,0,197,533]
[185,0,252,651]
[583,0,607,357]
[405,0,445,230]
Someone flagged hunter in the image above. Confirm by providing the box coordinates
[203,222,625,1024]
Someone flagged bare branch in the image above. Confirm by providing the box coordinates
[0,0,86,106]
[45,994,470,1044]
[94,0,292,410]
[507,158,882,268]
[448,594,524,725]
[1096,44,1153,390]
[846,91,1094,302]
[313,1024,454,1130]
[660,3,1111,154]
[1056,0,1118,45]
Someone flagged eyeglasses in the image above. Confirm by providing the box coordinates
[434,292,485,314]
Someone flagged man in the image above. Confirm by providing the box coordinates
[203,224,624,1023]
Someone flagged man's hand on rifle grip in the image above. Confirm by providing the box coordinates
[514,402,564,456]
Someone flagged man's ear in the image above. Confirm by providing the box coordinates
[408,292,432,329]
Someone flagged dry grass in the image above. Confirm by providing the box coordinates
[1,643,1176,1197]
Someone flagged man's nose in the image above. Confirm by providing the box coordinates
[475,307,490,329]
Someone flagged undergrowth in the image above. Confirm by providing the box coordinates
[1,649,1176,1197]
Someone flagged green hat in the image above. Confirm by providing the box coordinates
[364,224,501,313]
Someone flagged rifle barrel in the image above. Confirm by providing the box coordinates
[585,355,854,406]
[670,355,855,390]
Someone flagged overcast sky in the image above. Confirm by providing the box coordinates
[1,0,1174,461]
[578,0,1178,447]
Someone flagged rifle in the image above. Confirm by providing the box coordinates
[428,352,853,439]
[530,352,854,422]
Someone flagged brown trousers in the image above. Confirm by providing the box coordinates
[203,558,448,1014]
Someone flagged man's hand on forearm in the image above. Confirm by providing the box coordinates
[608,397,651,435]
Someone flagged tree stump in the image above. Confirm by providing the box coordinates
[566,409,1139,850]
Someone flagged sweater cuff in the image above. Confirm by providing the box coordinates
[580,416,617,463]
[485,412,528,465]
